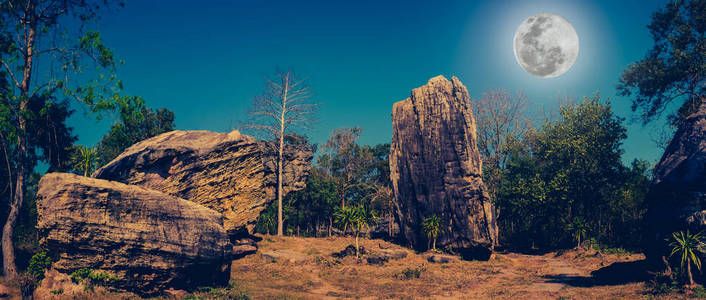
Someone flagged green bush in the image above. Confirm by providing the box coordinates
[27,252,52,280]
[70,268,118,286]
[398,265,426,279]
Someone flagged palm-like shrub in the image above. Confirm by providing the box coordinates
[74,146,98,176]
[669,230,705,287]
[567,217,589,248]
[422,215,440,251]
[335,205,376,258]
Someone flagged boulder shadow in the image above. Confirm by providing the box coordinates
[542,259,652,287]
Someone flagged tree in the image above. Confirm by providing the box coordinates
[0,0,128,278]
[669,230,704,287]
[319,127,364,209]
[246,69,317,236]
[95,98,175,165]
[73,146,97,176]
[618,0,706,126]
[496,95,650,250]
[472,89,529,199]
[422,215,441,251]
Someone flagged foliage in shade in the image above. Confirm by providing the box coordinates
[669,230,704,286]
[422,215,441,251]
[618,0,706,126]
[495,95,651,250]
[95,97,175,166]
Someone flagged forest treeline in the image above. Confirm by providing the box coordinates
[252,93,652,252]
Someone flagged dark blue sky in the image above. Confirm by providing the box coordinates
[69,0,672,164]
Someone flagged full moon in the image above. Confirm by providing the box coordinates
[513,13,579,78]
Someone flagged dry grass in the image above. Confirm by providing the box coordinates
[231,235,685,300]
[1,236,699,299]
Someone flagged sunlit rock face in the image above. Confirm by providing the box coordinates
[645,101,706,263]
[36,173,231,296]
[389,75,498,259]
[93,130,312,233]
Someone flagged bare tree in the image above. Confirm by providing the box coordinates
[246,69,316,236]
[471,89,529,198]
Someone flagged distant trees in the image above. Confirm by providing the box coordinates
[254,127,391,241]
[319,127,364,210]
[95,97,175,166]
[618,0,706,126]
[494,96,651,250]
[246,69,317,236]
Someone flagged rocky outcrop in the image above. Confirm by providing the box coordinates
[37,173,232,296]
[645,101,706,262]
[93,130,312,232]
[389,75,498,260]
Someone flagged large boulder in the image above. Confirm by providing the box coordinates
[93,130,312,232]
[389,75,498,259]
[37,173,232,296]
[645,101,706,262]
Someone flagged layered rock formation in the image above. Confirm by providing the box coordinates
[390,75,498,259]
[36,173,231,296]
[645,101,706,262]
[93,130,312,232]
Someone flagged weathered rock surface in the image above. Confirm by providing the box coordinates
[37,173,232,296]
[390,75,498,260]
[93,130,312,232]
[645,101,706,262]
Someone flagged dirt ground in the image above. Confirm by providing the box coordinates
[0,235,697,299]
[230,235,680,300]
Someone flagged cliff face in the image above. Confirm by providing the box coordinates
[37,173,231,296]
[93,130,312,232]
[390,75,498,259]
[645,101,706,262]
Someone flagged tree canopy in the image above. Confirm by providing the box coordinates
[618,0,706,125]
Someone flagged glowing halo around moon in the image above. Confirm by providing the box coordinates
[513,13,579,78]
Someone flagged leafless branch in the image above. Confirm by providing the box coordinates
[0,60,22,89]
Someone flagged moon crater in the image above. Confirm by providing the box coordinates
[513,13,579,78]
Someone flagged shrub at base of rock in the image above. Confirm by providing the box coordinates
[390,75,499,259]
[36,173,232,296]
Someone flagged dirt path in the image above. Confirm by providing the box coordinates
[500,253,587,294]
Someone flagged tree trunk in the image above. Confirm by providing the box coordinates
[2,168,23,279]
[3,8,35,278]
[688,261,695,287]
[355,232,359,259]
[432,238,436,251]
[276,74,290,236]
[328,216,332,237]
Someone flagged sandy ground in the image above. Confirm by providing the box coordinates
[0,235,693,299]
[230,235,664,300]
